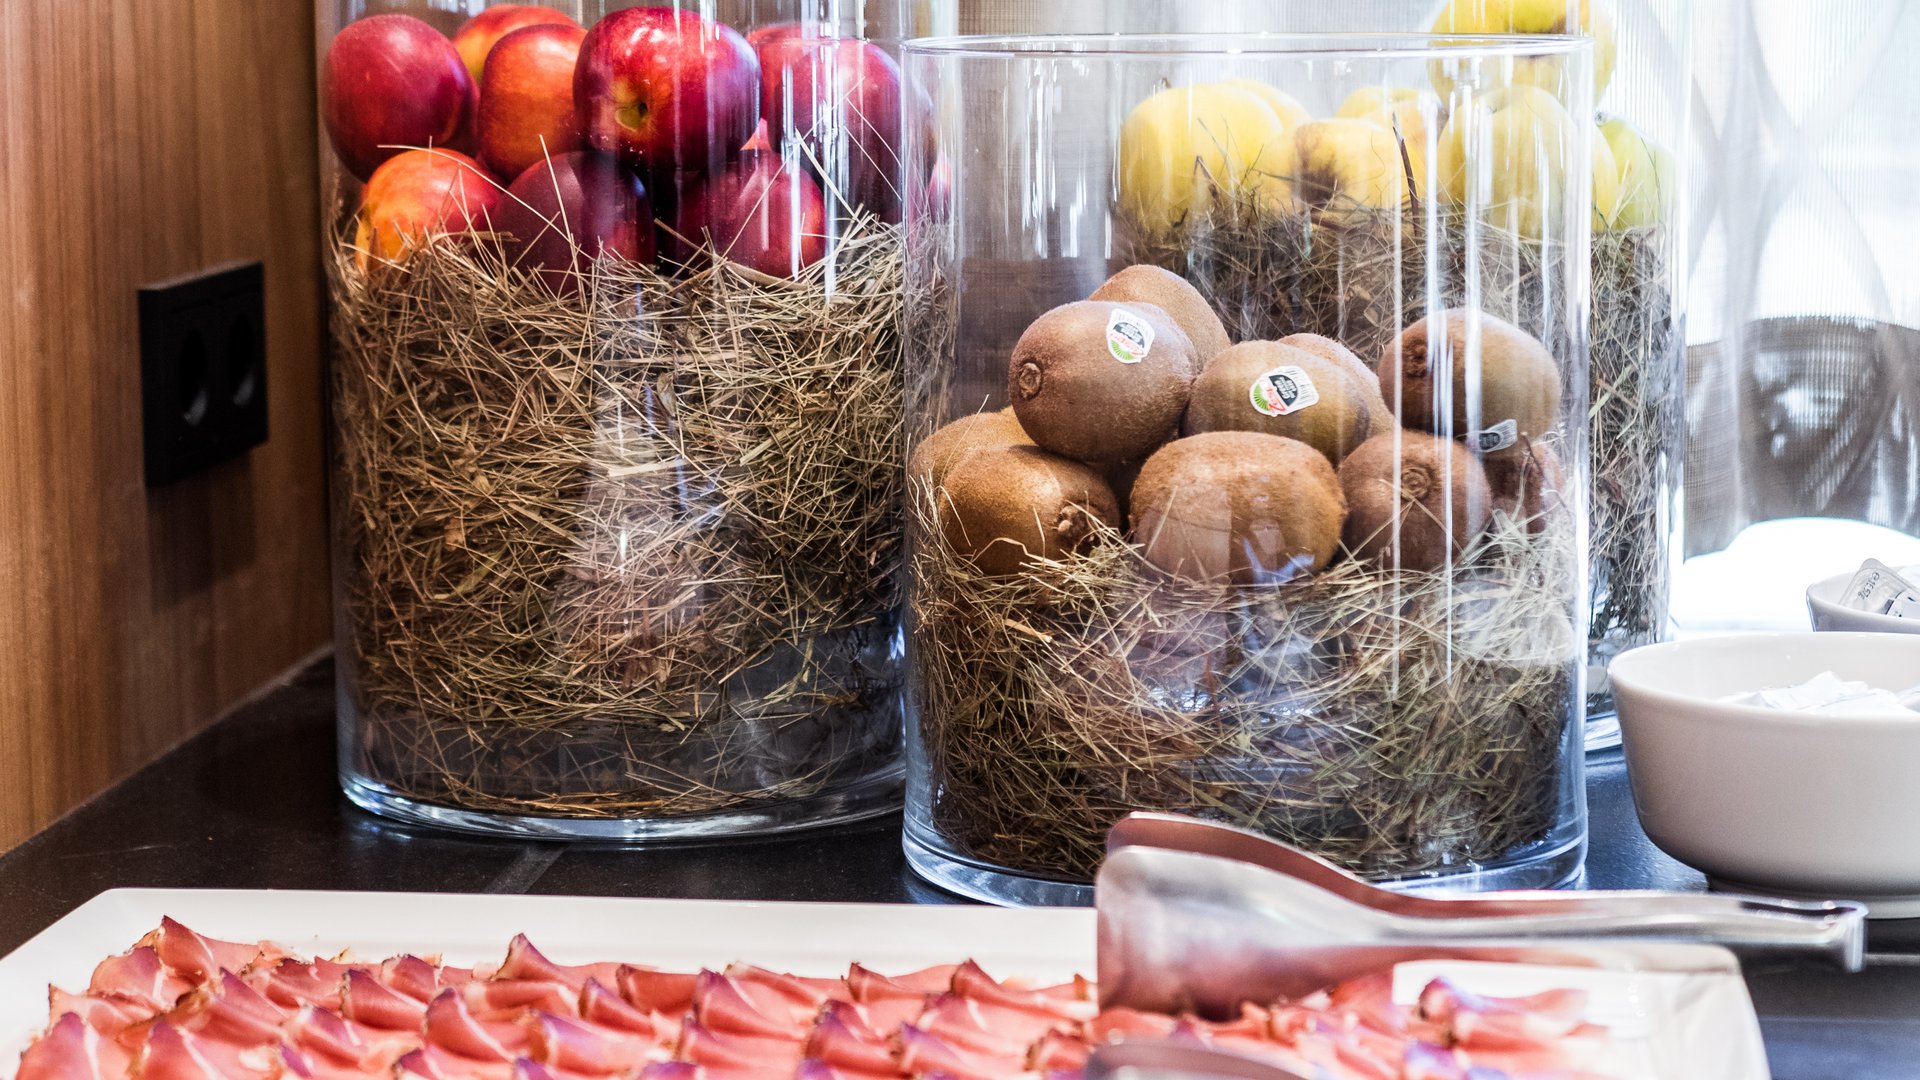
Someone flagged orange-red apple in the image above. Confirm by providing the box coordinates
[574,7,760,174]
[478,23,587,180]
[452,5,578,84]
[496,152,656,293]
[324,14,475,181]
[355,148,504,269]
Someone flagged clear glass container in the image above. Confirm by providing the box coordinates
[930,1,1688,750]
[320,0,914,838]
[902,32,1594,904]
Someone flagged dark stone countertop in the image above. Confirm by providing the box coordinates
[1,657,1915,1078]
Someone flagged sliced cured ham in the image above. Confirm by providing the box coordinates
[19,919,1626,1080]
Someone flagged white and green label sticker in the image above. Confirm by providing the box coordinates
[1249,365,1319,416]
[1469,418,1518,453]
[1106,307,1154,364]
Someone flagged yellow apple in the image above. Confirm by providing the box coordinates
[1437,85,1619,239]
[1335,86,1444,198]
[1293,118,1411,225]
[1428,0,1618,100]
[1223,78,1313,132]
[1336,85,1443,144]
[1599,116,1675,229]
[1117,82,1295,231]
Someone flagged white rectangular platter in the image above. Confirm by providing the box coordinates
[0,888,1769,1080]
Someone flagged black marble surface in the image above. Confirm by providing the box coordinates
[1,657,1916,1078]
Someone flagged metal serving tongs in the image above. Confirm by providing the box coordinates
[1096,812,1867,1017]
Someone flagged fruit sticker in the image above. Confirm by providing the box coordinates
[1105,307,1155,364]
[1249,365,1319,416]
[1469,418,1518,453]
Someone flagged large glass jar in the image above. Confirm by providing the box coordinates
[902,33,1595,904]
[320,0,914,838]
[932,2,1689,750]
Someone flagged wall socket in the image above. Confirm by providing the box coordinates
[138,261,268,486]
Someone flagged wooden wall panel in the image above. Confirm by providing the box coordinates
[0,0,331,848]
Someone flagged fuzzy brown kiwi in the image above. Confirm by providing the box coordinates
[1280,332,1391,429]
[1378,308,1559,464]
[1182,341,1376,467]
[937,444,1120,576]
[1484,439,1565,534]
[1008,300,1198,466]
[1129,431,1347,584]
[908,411,1033,489]
[1338,431,1492,572]
[1089,264,1233,363]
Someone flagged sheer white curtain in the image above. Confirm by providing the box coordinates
[1684,0,1920,555]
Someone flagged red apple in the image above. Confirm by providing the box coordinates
[670,153,825,278]
[745,21,825,59]
[355,148,503,269]
[453,5,579,84]
[324,14,475,181]
[573,7,760,174]
[495,152,656,292]
[760,37,916,221]
[478,23,587,180]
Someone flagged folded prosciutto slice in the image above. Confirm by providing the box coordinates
[16,919,1627,1080]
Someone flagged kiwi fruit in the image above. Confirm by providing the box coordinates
[1280,332,1391,426]
[1378,308,1559,464]
[1337,431,1492,572]
[1008,300,1198,466]
[1182,341,1377,467]
[1484,439,1565,534]
[1129,432,1347,584]
[1089,265,1233,364]
[909,411,1032,489]
[937,444,1119,576]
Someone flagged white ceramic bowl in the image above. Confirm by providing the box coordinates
[1610,632,1920,917]
[1806,566,1920,633]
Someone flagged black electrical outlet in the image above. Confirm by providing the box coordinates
[139,261,268,486]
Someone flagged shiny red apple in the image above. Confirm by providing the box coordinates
[573,7,760,174]
[324,14,475,181]
[495,152,656,293]
[478,23,587,180]
[355,148,503,270]
[452,5,579,84]
[760,37,914,221]
[670,153,826,278]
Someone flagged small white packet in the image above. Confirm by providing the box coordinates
[1839,559,1920,618]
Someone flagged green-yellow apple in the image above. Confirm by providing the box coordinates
[1437,85,1619,239]
[1599,116,1675,229]
[1428,0,1618,100]
[1118,82,1294,231]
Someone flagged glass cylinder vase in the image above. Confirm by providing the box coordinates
[320,0,914,838]
[902,32,1594,905]
[931,0,1690,750]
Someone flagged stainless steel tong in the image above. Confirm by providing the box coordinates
[1096,812,1867,1017]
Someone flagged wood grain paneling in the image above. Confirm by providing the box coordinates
[0,0,331,848]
